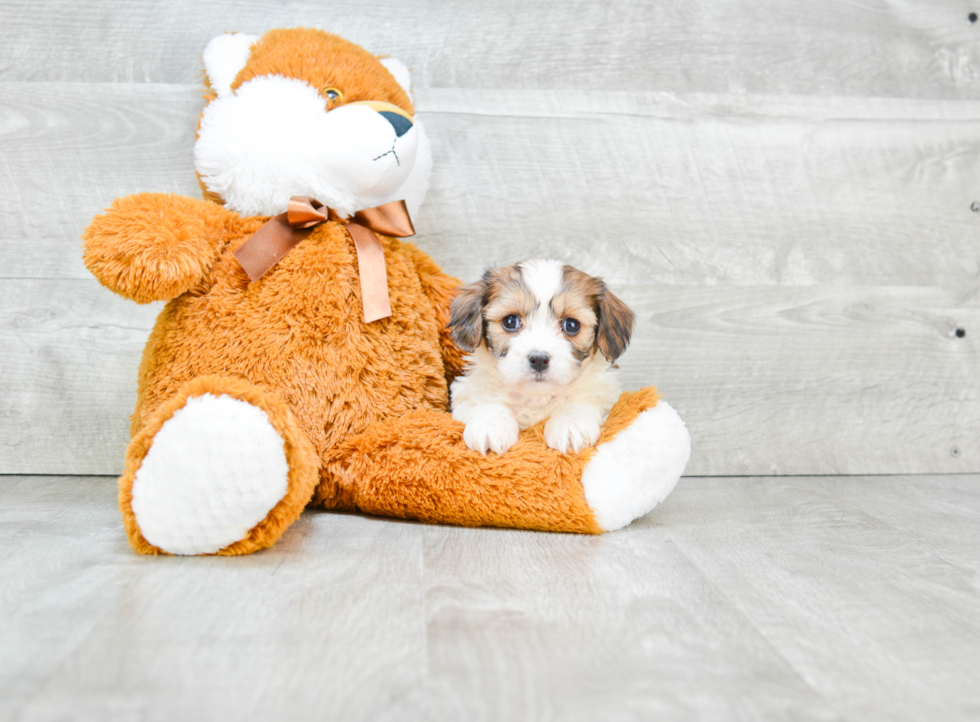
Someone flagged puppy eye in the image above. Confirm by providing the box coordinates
[562,318,581,336]
[501,314,522,332]
[322,87,344,106]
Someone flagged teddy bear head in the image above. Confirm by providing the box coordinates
[195,28,431,219]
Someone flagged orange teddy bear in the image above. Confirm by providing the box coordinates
[82,28,690,555]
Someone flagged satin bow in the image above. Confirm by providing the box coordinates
[234,196,415,323]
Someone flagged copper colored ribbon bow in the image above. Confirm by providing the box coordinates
[234,196,415,323]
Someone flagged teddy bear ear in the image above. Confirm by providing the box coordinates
[203,32,261,99]
[379,57,413,100]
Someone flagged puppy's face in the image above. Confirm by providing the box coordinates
[449,259,634,386]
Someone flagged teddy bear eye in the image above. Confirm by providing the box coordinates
[562,318,581,336]
[501,315,522,332]
[322,87,343,105]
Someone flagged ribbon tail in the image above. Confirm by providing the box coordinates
[345,221,392,323]
[234,213,310,282]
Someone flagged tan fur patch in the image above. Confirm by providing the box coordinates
[482,265,537,357]
[553,265,603,361]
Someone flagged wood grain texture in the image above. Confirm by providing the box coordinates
[416,89,980,290]
[1,474,978,721]
[0,83,200,280]
[1,0,978,99]
[626,285,980,476]
[0,281,161,474]
[421,526,843,721]
[0,477,427,722]
[3,280,976,476]
[2,1,978,478]
[3,83,979,289]
[654,476,980,722]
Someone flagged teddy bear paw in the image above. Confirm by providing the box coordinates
[130,393,291,555]
[580,401,691,532]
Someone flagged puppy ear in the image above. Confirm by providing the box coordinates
[449,280,486,352]
[595,287,635,362]
[203,32,260,99]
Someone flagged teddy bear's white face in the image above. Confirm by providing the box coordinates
[194,33,431,219]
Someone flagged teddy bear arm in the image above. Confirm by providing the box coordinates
[402,243,467,383]
[82,193,238,304]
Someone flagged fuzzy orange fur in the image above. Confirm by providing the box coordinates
[321,387,661,533]
[118,375,319,555]
[231,29,414,115]
[82,194,235,304]
[83,28,662,554]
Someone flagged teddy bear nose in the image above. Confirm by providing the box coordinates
[528,353,550,373]
[379,110,413,138]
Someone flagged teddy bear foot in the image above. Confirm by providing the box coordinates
[580,401,691,532]
[120,376,319,555]
[130,393,289,555]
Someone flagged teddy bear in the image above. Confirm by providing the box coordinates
[81,28,691,556]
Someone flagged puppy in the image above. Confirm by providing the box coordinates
[448,259,634,455]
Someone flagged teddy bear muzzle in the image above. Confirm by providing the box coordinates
[344,100,414,138]
[194,76,421,217]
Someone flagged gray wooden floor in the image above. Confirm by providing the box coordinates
[2,474,977,722]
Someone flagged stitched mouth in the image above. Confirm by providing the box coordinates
[372,142,400,166]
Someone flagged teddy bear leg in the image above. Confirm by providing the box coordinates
[578,399,691,531]
[321,388,690,534]
[119,376,319,555]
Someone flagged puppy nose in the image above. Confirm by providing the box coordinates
[528,353,550,373]
[379,111,413,137]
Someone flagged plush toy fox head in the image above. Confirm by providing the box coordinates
[195,28,431,219]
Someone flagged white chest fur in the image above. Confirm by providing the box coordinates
[504,386,567,429]
[450,346,621,430]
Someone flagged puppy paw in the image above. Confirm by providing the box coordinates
[545,406,602,454]
[462,403,520,455]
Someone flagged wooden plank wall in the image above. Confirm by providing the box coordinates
[1,0,978,476]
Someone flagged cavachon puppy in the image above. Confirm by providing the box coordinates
[449,259,635,454]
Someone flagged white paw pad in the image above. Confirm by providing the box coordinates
[131,393,290,555]
[581,401,691,531]
[462,403,520,455]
